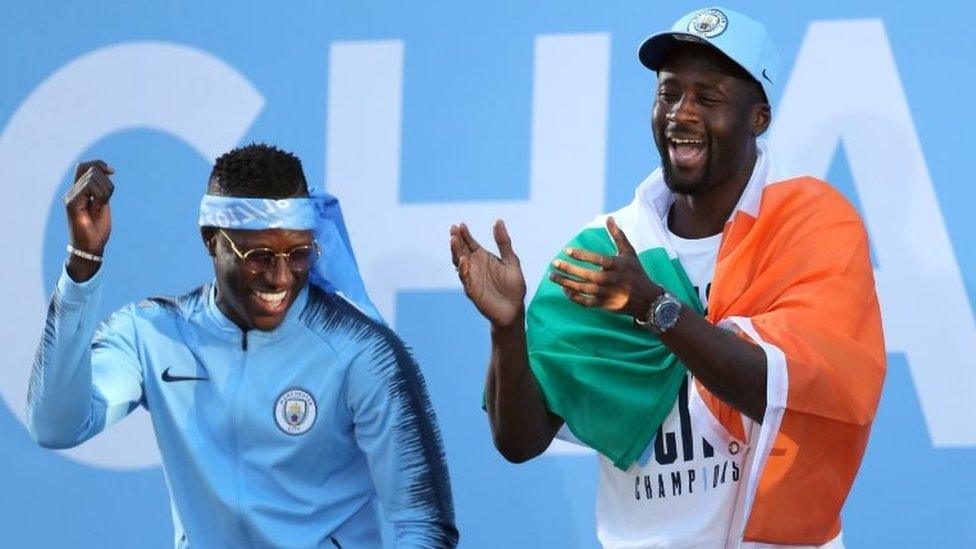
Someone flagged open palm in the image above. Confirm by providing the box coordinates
[450,221,526,328]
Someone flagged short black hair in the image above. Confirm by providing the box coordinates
[207,143,308,198]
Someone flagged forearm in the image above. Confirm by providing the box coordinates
[27,266,103,448]
[660,308,767,422]
[485,313,562,462]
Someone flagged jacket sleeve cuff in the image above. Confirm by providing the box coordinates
[56,262,103,307]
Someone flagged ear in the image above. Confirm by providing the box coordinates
[753,102,771,137]
[201,228,217,257]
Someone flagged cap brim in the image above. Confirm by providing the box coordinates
[638,31,713,71]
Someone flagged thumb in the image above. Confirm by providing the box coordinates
[607,216,636,256]
[493,219,519,264]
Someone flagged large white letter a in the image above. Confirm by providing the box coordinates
[771,20,976,447]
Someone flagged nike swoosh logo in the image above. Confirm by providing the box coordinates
[161,367,210,382]
[761,68,773,84]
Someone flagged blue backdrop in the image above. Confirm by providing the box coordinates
[2,1,974,547]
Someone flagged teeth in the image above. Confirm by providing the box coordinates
[671,138,704,145]
[254,290,287,304]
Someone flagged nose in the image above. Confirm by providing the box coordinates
[265,254,293,288]
[667,93,699,125]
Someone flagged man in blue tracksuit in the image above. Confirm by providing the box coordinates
[27,145,458,548]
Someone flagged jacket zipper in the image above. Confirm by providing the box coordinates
[230,329,254,547]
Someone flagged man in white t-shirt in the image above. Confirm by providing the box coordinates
[450,6,884,548]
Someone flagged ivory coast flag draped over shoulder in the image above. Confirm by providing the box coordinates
[526,195,705,469]
[525,141,886,544]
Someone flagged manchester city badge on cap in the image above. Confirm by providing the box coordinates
[687,8,727,38]
[275,387,318,435]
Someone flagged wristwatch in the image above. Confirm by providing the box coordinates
[633,292,683,334]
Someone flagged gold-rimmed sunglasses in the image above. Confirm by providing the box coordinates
[217,229,320,274]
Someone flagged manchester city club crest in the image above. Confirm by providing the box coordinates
[687,8,728,38]
[274,388,317,435]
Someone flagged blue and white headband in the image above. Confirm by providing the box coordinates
[199,188,382,322]
[199,195,317,230]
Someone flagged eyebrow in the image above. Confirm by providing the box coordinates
[657,76,727,95]
[234,238,315,250]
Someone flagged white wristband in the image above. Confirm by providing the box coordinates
[66,244,103,263]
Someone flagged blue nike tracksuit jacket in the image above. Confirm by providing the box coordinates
[27,267,457,548]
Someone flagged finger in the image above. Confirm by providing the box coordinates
[564,247,612,269]
[74,162,94,182]
[457,256,481,300]
[91,160,115,175]
[91,167,115,200]
[457,223,483,253]
[449,231,465,268]
[493,219,518,264]
[551,258,606,283]
[63,167,95,206]
[563,288,599,308]
[89,182,111,210]
[87,170,113,207]
[73,160,113,182]
[550,272,602,297]
[458,255,471,282]
[607,216,637,256]
[451,223,475,256]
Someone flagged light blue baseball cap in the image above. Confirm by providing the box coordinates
[638,6,780,103]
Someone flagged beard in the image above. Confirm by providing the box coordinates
[659,141,714,196]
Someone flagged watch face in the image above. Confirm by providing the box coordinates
[655,299,682,331]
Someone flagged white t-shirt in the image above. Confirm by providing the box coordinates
[594,225,748,548]
[557,219,845,548]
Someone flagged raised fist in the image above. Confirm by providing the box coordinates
[63,160,115,255]
[63,160,114,281]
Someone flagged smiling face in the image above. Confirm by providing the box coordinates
[206,227,315,332]
[651,44,770,196]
